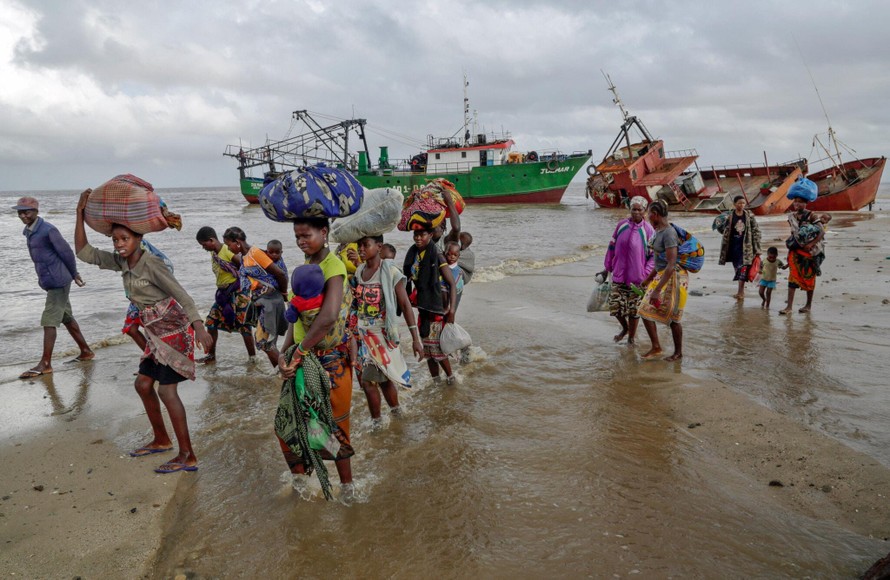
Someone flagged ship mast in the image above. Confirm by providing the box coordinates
[603,71,630,123]
[463,72,471,146]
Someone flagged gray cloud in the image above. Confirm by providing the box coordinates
[1,0,888,190]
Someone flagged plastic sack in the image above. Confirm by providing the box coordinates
[786,177,818,202]
[259,164,363,221]
[747,255,761,283]
[84,174,171,236]
[439,322,472,355]
[329,187,403,243]
[586,280,611,312]
[671,223,705,273]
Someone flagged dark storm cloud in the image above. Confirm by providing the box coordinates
[1,0,888,189]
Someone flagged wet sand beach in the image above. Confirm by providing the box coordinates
[2,188,890,578]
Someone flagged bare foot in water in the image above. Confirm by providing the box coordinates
[664,353,683,362]
[613,330,627,343]
[779,307,792,315]
[798,306,811,313]
[732,294,744,300]
[641,348,663,359]
[627,337,636,347]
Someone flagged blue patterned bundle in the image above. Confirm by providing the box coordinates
[259,164,364,221]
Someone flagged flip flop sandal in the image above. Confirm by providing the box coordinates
[129,446,173,458]
[154,462,199,474]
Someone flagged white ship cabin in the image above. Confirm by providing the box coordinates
[426,138,515,175]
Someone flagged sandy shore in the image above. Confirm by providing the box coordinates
[2,210,889,577]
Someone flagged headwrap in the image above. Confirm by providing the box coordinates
[629,196,649,210]
[786,177,818,202]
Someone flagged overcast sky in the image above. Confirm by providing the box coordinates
[2,0,888,191]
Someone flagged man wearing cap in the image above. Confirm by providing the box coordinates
[14,196,94,378]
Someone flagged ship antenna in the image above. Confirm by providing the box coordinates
[602,70,629,122]
[463,71,471,146]
[793,33,846,172]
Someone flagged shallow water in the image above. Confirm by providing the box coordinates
[2,183,890,577]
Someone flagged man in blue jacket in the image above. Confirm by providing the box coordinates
[14,196,93,378]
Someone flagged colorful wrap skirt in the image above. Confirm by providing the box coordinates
[787,249,821,292]
[418,309,447,362]
[205,282,254,335]
[277,342,354,469]
[139,297,196,381]
[639,269,688,325]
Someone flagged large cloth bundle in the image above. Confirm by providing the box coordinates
[397,178,465,231]
[259,164,363,221]
[786,177,818,202]
[670,223,705,273]
[329,187,403,243]
[712,211,730,234]
[84,174,177,236]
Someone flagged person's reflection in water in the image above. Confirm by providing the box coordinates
[42,363,93,421]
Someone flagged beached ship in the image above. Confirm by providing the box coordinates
[225,100,590,205]
[797,128,886,212]
[586,77,805,214]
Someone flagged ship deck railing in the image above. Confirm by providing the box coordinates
[664,148,699,159]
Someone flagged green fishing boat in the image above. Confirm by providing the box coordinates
[225,104,590,204]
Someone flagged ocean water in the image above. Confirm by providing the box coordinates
[2,182,890,577]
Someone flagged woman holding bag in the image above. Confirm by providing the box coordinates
[598,196,655,345]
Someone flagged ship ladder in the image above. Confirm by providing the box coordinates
[668,182,692,210]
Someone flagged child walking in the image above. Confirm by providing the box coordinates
[349,235,424,423]
[758,246,787,309]
[74,190,212,473]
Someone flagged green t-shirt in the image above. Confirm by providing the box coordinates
[212,245,237,288]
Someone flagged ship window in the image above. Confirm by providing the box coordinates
[658,148,664,159]
[435,153,440,160]
[631,169,638,180]
[461,151,467,158]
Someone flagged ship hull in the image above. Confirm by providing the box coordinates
[238,155,589,205]
[806,157,886,212]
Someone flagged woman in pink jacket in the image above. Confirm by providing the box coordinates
[599,196,655,345]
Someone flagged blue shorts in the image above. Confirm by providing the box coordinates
[759,280,777,289]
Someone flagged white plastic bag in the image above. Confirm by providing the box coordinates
[586,281,611,313]
[329,187,404,243]
[439,322,472,355]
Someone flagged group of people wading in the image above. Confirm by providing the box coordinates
[599,178,830,361]
[14,187,474,503]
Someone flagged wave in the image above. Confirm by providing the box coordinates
[472,243,605,283]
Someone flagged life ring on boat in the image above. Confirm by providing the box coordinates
[546,154,559,170]
[526,151,539,162]
[586,164,598,176]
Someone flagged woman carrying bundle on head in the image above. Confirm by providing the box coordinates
[74,189,212,474]
[780,178,831,315]
[278,216,357,500]
[404,227,458,384]
[638,200,687,362]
